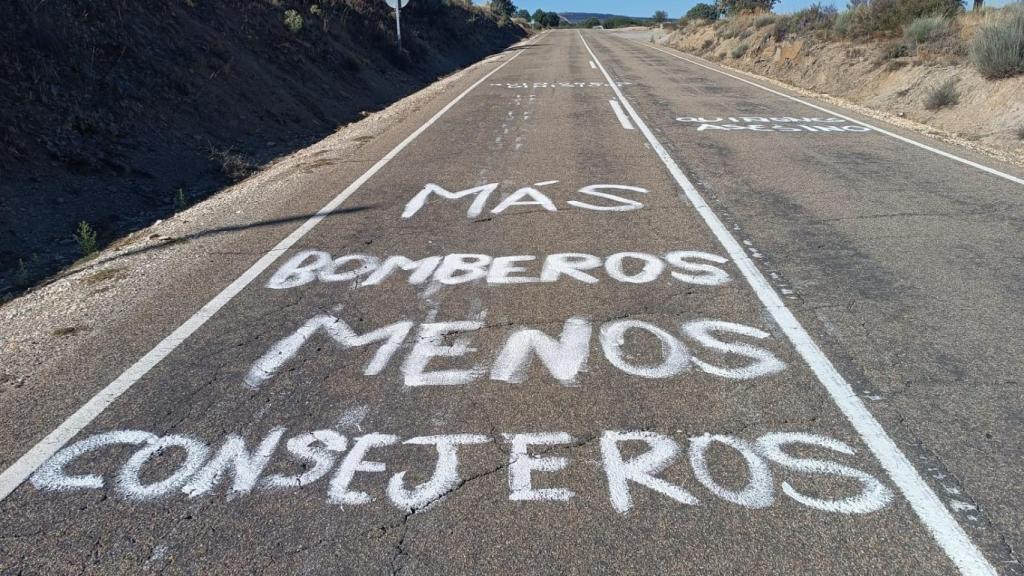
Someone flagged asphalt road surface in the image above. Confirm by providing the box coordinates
[2,30,1023,575]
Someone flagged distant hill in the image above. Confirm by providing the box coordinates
[558,12,653,24]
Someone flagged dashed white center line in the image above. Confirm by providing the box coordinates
[608,99,634,130]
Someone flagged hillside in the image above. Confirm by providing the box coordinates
[0,0,525,295]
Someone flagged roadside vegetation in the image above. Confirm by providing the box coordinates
[674,0,1024,81]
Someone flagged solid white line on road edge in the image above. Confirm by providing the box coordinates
[0,32,544,504]
[627,37,1024,187]
[589,60,597,69]
[579,30,997,576]
[609,99,635,130]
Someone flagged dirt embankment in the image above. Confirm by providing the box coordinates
[0,0,525,295]
[661,11,1024,164]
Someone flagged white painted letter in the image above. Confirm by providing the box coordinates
[490,186,557,214]
[539,253,603,284]
[402,321,485,387]
[682,320,785,379]
[329,433,399,505]
[689,434,773,508]
[604,252,665,284]
[182,427,286,497]
[756,432,893,514]
[600,319,690,378]
[361,256,442,286]
[506,432,575,501]
[402,183,498,219]
[567,184,646,212]
[387,434,489,511]
[601,431,698,513]
[267,250,332,289]
[31,430,157,491]
[433,254,493,285]
[491,317,592,384]
[117,435,209,501]
[664,251,730,286]
[262,430,348,489]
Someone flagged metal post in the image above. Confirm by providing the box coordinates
[395,4,401,47]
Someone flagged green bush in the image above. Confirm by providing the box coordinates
[774,4,837,40]
[731,42,750,57]
[969,4,1024,78]
[904,15,949,43]
[924,78,959,109]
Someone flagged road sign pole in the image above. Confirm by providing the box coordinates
[395,4,401,48]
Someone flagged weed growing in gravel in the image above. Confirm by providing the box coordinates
[13,259,29,287]
[924,78,959,110]
[174,187,188,210]
[74,221,98,257]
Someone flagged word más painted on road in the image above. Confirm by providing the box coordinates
[243,311,785,390]
[266,250,731,290]
[676,116,872,134]
[490,81,633,89]
[401,182,648,219]
[32,427,893,515]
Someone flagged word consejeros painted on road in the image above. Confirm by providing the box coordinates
[32,179,894,518]
[677,116,872,134]
[32,427,892,515]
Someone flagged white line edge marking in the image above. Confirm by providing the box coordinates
[0,32,544,503]
[609,99,635,130]
[628,37,1023,187]
[579,30,997,576]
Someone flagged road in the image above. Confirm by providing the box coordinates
[1,29,1023,574]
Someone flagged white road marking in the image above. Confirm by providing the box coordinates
[628,38,1023,187]
[589,60,597,69]
[609,99,635,130]
[579,30,997,576]
[0,32,546,504]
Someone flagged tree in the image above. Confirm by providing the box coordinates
[541,11,563,27]
[532,8,546,22]
[718,0,778,14]
[685,2,720,20]
[489,0,516,16]
[515,8,531,19]
[653,10,668,22]
[582,17,602,27]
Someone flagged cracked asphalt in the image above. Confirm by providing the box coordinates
[1,30,1023,575]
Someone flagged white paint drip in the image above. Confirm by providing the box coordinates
[581,30,996,575]
[0,31,546,503]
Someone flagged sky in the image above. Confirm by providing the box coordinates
[496,0,1017,19]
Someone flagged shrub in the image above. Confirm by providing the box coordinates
[842,0,964,37]
[283,9,303,33]
[731,42,750,57]
[755,14,777,27]
[720,25,739,38]
[969,5,1024,78]
[210,149,255,181]
[904,15,949,43]
[924,78,959,109]
[74,221,98,257]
